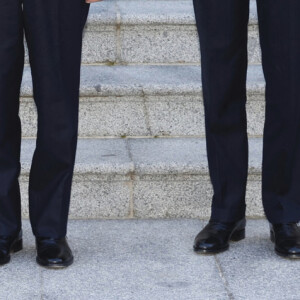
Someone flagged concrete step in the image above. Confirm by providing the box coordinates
[3,219,298,300]
[20,64,266,138]
[24,0,260,65]
[19,137,264,219]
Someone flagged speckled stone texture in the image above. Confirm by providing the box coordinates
[23,0,260,65]
[86,0,260,65]
[20,138,133,219]
[19,137,264,219]
[85,0,260,65]
[2,219,299,300]
[17,0,267,222]
[20,64,266,137]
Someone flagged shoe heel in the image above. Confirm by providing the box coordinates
[270,230,275,243]
[230,228,245,241]
[11,239,23,253]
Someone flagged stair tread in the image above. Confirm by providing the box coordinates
[20,137,263,175]
[87,0,258,25]
[21,64,265,97]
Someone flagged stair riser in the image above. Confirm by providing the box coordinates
[19,173,264,219]
[20,93,264,138]
[24,26,260,65]
[24,1,261,64]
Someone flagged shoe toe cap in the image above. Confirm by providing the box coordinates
[276,240,300,255]
[194,237,222,251]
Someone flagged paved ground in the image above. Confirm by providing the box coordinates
[1,219,300,300]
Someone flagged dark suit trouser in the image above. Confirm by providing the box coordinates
[193,0,300,223]
[0,0,89,237]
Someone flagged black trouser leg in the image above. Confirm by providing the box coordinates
[23,0,90,238]
[257,0,300,223]
[193,0,250,221]
[0,0,24,236]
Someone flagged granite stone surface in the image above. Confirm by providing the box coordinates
[19,137,264,219]
[20,65,266,137]
[2,219,299,300]
[24,1,261,65]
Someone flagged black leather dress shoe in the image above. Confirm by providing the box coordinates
[193,218,246,254]
[270,222,300,259]
[0,231,23,265]
[36,237,74,268]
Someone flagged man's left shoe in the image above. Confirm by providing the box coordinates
[0,231,23,265]
[36,237,74,268]
[193,218,246,254]
[270,222,300,259]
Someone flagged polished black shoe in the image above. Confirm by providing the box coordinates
[193,218,246,254]
[270,222,300,259]
[36,237,74,268]
[0,231,23,265]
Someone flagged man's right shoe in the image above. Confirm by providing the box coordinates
[270,222,300,259]
[36,237,74,268]
[0,231,23,265]
[193,218,246,254]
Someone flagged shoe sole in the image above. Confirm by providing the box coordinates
[0,238,23,266]
[194,228,245,255]
[270,230,300,259]
[36,256,74,269]
[194,245,229,255]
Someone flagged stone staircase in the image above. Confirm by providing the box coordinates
[20,0,265,219]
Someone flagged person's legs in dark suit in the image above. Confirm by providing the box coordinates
[257,0,300,223]
[0,0,90,267]
[193,0,250,222]
[0,0,24,239]
[23,0,89,240]
[193,0,300,258]
[257,0,300,258]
